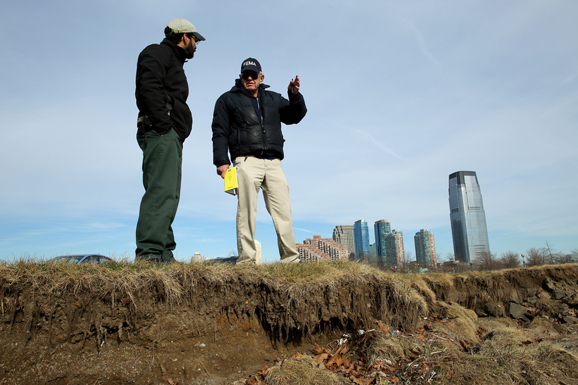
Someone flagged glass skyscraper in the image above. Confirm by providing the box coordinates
[353,219,370,260]
[374,219,391,261]
[448,171,490,263]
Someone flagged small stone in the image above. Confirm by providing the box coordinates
[553,291,566,300]
[563,293,578,306]
[562,316,578,324]
[509,302,528,319]
[484,302,497,315]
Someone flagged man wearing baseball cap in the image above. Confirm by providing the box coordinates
[212,58,307,264]
[134,19,205,263]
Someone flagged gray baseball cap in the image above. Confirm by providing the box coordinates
[165,18,205,41]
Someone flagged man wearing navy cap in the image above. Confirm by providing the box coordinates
[212,58,307,264]
[135,18,205,263]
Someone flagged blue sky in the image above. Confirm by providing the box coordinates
[1,0,577,263]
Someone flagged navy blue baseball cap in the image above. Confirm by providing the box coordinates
[241,58,262,73]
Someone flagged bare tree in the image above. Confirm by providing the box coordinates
[571,248,578,263]
[404,250,414,265]
[360,251,386,267]
[525,247,546,267]
[500,251,521,269]
[434,252,442,267]
[555,252,570,264]
[473,251,501,271]
[541,240,557,264]
[537,241,569,265]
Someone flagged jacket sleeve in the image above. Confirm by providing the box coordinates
[211,96,232,167]
[279,91,307,125]
[136,45,172,133]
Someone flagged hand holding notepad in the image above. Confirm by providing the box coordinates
[224,167,238,195]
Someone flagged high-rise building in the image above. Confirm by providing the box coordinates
[384,229,404,267]
[449,171,490,263]
[332,225,355,260]
[414,229,436,268]
[353,220,370,260]
[374,219,391,262]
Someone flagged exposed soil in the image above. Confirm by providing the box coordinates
[1,263,577,384]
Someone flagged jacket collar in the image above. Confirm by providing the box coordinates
[232,78,270,96]
[160,38,188,63]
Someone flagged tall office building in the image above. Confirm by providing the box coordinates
[353,220,370,260]
[332,225,355,260]
[384,229,404,267]
[374,219,391,262]
[449,171,490,263]
[414,229,436,268]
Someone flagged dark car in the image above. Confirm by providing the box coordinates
[49,255,115,264]
[208,256,239,265]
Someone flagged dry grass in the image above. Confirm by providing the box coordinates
[265,355,350,385]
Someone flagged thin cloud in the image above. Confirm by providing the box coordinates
[400,16,441,68]
[349,128,403,161]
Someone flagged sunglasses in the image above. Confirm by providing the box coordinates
[241,72,260,80]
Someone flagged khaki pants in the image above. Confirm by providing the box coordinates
[234,156,299,264]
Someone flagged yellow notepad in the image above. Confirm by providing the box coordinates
[224,167,238,195]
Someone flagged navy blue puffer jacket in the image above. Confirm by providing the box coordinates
[211,80,307,167]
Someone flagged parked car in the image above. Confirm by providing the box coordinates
[49,255,114,264]
[208,256,239,265]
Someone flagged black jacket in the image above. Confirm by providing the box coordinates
[211,80,307,167]
[135,38,192,142]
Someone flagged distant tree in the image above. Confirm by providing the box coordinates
[403,251,414,265]
[541,240,557,264]
[473,251,501,271]
[359,251,380,266]
[500,251,521,269]
[554,252,569,264]
[526,247,546,267]
[538,240,568,265]
[571,248,578,262]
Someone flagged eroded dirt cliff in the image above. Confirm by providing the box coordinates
[0,262,577,384]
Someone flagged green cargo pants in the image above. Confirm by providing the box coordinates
[135,129,182,263]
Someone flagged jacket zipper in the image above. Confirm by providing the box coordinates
[256,96,266,156]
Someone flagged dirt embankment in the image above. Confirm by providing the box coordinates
[0,262,577,384]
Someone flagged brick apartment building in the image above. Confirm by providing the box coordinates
[296,235,349,263]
